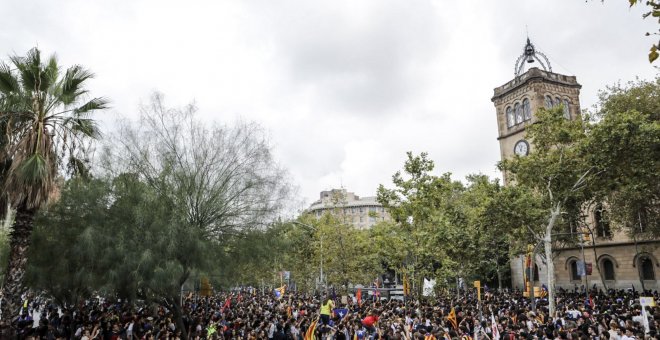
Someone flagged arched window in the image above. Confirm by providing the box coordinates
[523,98,531,121]
[506,107,514,127]
[514,103,523,124]
[602,258,615,281]
[595,204,611,238]
[563,99,570,119]
[570,260,580,281]
[545,95,553,109]
[640,257,656,280]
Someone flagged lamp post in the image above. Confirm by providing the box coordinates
[292,221,324,292]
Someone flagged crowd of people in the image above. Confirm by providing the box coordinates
[6,287,660,340]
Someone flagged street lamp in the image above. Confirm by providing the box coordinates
[292,221,325,292]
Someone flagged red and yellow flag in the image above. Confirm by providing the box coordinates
[447,307,458,330]
[305,319,317,340]
[403,274,410,296]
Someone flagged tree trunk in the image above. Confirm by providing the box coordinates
[172,297,188,340]
[1,205,35,327]
[545,203,561,317]
[590,234,608,291]
[496,261,503,292]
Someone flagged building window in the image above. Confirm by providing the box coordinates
[545,95,554,109]
[563,99,570,119]
[570,260,580,281]
[514,103,523,124]
[555,97,561,108]
[640,257,655,280]
[506,107,514,127]
[523,98,531,121]
[595,205,611,238]
[602,258,615,281]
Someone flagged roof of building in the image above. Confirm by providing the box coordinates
[308,196,382,211]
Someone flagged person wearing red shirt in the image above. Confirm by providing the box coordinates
[361,312,379,335]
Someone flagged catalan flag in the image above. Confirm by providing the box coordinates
[305,319,318,340]
[403,273,410,296]
[274,285,286,299]
[447,307,458,330]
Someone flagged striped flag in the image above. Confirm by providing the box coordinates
[447,307,458,330]
[305,319,318,340]
[403,273,410,296]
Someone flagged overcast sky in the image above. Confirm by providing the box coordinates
[2,0,657,208]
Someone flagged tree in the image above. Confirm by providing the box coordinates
[25,178,112,307]
[0,47,107,321]
[583,77,660,237]
[377,152,469,296]
[499,106,594,315]
[104,94,290,337]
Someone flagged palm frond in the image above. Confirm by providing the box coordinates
[0,62,21,96]
[73,97,109,115]
[57,65,93,106]
[16,153,50,185]
[64,117,102,139]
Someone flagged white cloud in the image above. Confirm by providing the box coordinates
[1,0,656,206]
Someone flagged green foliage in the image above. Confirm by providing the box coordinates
[0,47,108,212]
[584,77,660,237]
[500,106,593,238]
[377,152,489,292]
[26,175,216,306]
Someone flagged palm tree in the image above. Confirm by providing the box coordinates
[0,47,107,322]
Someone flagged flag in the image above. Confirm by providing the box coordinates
[333,308,349,319]
[491,314,500,340]
[274,285,286,299]
[222,297,231,310]
[287,306,293,319]
[403,274,410,296]
[641,305,651,334]
[535,314,544,324]
[540,284,548,298]
[305,319,318,340]
[447,307,458,330]
[357,288,362,306]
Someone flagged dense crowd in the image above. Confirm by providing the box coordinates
[5,287,660,340]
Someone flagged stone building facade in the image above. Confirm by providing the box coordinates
[307,188,391,229]
[494,39,660,291]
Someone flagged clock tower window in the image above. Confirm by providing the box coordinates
[506,106,514,127]
[514,102,523,124]
[523,98,531,120]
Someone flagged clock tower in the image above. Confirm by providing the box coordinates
[492,38,582,183]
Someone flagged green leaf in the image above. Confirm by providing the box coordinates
[649,46,659,63]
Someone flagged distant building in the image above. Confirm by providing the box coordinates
[494,38,660,290]
[307,188,391,229]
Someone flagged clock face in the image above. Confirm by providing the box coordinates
[514,140,529,156]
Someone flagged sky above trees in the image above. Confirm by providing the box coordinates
[1,0,656,208]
